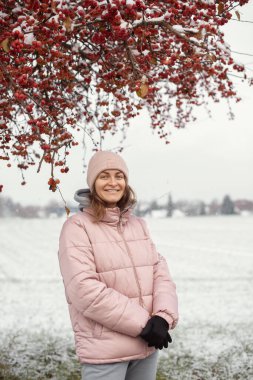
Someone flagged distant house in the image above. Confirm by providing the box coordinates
[234,199,253,215]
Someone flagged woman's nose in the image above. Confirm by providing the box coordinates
[108,176,117,185]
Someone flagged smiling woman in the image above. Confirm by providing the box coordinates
[94,170,126,208]
[58,150,178,380]
[85,151,137,220]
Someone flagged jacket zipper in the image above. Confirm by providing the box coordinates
[117,221,144,308]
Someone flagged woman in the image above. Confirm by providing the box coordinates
[58,150,178,380]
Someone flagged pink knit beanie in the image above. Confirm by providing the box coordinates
[87,151,129,189]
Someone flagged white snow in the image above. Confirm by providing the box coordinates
[56,0,63,8]
[120,19,129,29]
[173,25,186,34]
[201,0,215,4]
[216,41,231,53]
[0,11,8,18]
[0,215,252,361]
[189,37,202,44]
[12,26,22,34]
[12,6,22,13]
[184,27,199,33]
[24,32,35,45]
[133,12,169,27]
[72,42,80,52]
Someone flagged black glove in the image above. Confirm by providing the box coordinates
[140,316,172,349]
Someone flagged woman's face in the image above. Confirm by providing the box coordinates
[94,169,126,207]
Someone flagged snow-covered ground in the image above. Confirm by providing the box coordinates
[0,215,253,372]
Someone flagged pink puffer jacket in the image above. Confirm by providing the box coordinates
[58,207,178,364]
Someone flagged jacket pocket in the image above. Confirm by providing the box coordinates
[77,315,95,336]
[93,322,103,338]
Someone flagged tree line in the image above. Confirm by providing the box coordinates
[0,194,252,218]
[135,194,253,217]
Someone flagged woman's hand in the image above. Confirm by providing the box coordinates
[140,316,172,349]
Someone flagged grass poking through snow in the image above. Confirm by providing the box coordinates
[1,328,253,380]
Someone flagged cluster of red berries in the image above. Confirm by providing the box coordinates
[0,0,249,192]
[60,167,69,173]
[48,177,60,192]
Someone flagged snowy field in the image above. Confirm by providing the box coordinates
[0,215,253,379]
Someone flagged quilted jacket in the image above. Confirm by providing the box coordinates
[58,206,178,364]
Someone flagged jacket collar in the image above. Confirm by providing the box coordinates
[83,206,131,226]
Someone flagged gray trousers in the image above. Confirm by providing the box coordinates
[81,351,159,380]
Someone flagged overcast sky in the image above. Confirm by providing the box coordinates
[1,3,253,206]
